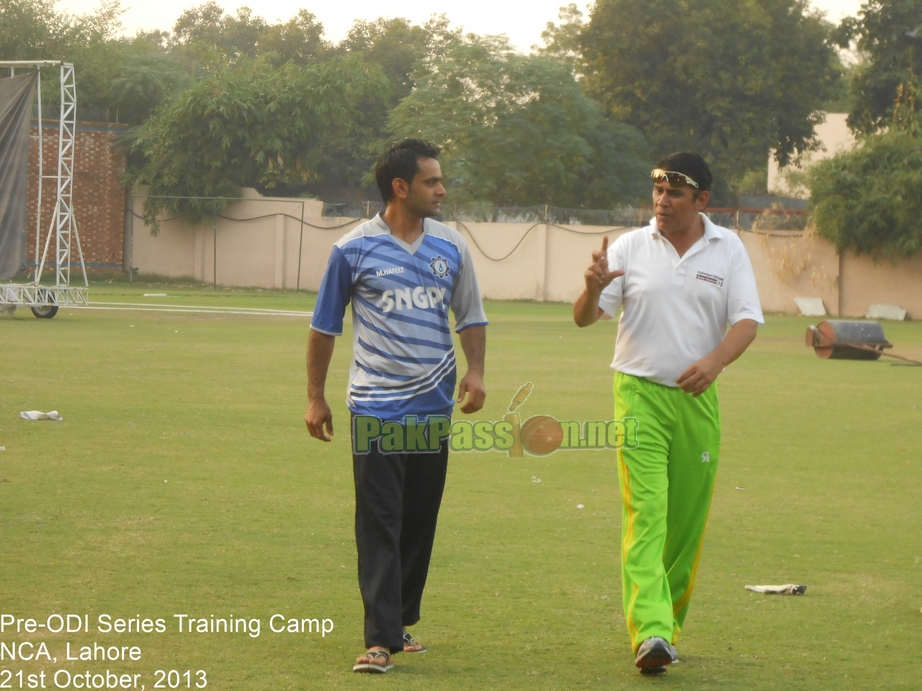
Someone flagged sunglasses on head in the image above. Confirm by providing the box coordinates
[650,169,699,189]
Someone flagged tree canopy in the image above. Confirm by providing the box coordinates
[834,0,922,135]
[120,10,471,205]
[4,0,878,216]
[116,6,651,212]
[809,2,922,257]
[809,128,922,257]
[339,15,462,105]
[580,0,841,202]
[387,35,650,208]
[0,0,133,113]
[0,0,65,60]
[534,3,585,75]
[170,2,331,68]
[126,55,391,226]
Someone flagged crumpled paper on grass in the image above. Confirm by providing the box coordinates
[20,410,62,421]
[745,584,806,595]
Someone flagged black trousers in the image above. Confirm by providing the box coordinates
[352,431,449,653]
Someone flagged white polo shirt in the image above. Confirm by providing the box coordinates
[598,214,763,387]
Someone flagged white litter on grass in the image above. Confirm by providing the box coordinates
[745,584,807,595]
[735,486,745,490]
[577,504,584,509]
[0,446,5,451]
[531,476,541,483]
[20,411,62,421]
[144,293,167,297]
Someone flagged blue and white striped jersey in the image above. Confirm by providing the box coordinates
[311,214,487,420]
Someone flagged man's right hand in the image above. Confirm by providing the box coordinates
[305,399,334,441]
[584,236,623,295]
[574,236,623,327]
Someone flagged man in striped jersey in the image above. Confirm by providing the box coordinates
[305,139,487,673]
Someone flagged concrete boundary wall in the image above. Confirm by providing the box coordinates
[129,190,922,318]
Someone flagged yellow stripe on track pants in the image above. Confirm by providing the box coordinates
[614,372,720,652]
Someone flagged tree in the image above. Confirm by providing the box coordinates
[387,35,650,208]
[833,0,922,134]
[0,0,129,114]
[126,55,391,226]
[258,10,331,67]
[0,0,65,59]
[171,2,265,64]
[810,3,922,259]
[581,0,841,202]
[124,10,471,202]
[808,128,922,257]
[340,15,462,104]
[171,3,332,69]
[308,15,464,190]
[59,0,132,114]
[109,50,192,124]
[534,3,585,75]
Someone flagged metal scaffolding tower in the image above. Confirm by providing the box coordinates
[0,60,88,319]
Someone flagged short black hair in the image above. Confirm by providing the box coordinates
[375,139,441,204]
[655,152,713,192]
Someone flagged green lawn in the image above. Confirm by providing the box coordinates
[1,279,921,690]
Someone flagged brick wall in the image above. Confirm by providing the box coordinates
[26,122,128,273]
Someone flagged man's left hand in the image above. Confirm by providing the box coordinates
[676,356,721,397]
[676,319,759,396]
[457,371,486,413]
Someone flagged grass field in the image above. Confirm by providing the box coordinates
[2,278,921,690]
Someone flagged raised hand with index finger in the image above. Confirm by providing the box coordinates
[584,235,624,295]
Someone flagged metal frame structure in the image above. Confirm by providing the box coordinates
[0,61,88,318]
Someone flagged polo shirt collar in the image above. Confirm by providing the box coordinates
[649,213,722,242]
[371,213,391,233]
[373,212,429,236]
[373,212,428,253]
[701,213,722,241]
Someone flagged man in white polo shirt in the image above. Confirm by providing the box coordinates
[573,153,763,675]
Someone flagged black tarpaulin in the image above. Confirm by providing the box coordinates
[0,71,38,280]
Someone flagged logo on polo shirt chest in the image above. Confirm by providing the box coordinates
[695,271,724,288]
[429,255,450,278]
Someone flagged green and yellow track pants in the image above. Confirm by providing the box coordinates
[614,372,720,652]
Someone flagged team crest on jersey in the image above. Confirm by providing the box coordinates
[429,255,450,278]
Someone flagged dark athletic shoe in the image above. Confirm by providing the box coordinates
[635,637,678,674]
[640,665,667,676]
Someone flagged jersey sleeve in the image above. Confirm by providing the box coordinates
[726,240,764,325]
[450,238,488,332]
[597,238,626,317]
[310,245,353,336]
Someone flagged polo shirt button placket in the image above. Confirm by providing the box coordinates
[672,265,687,286]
